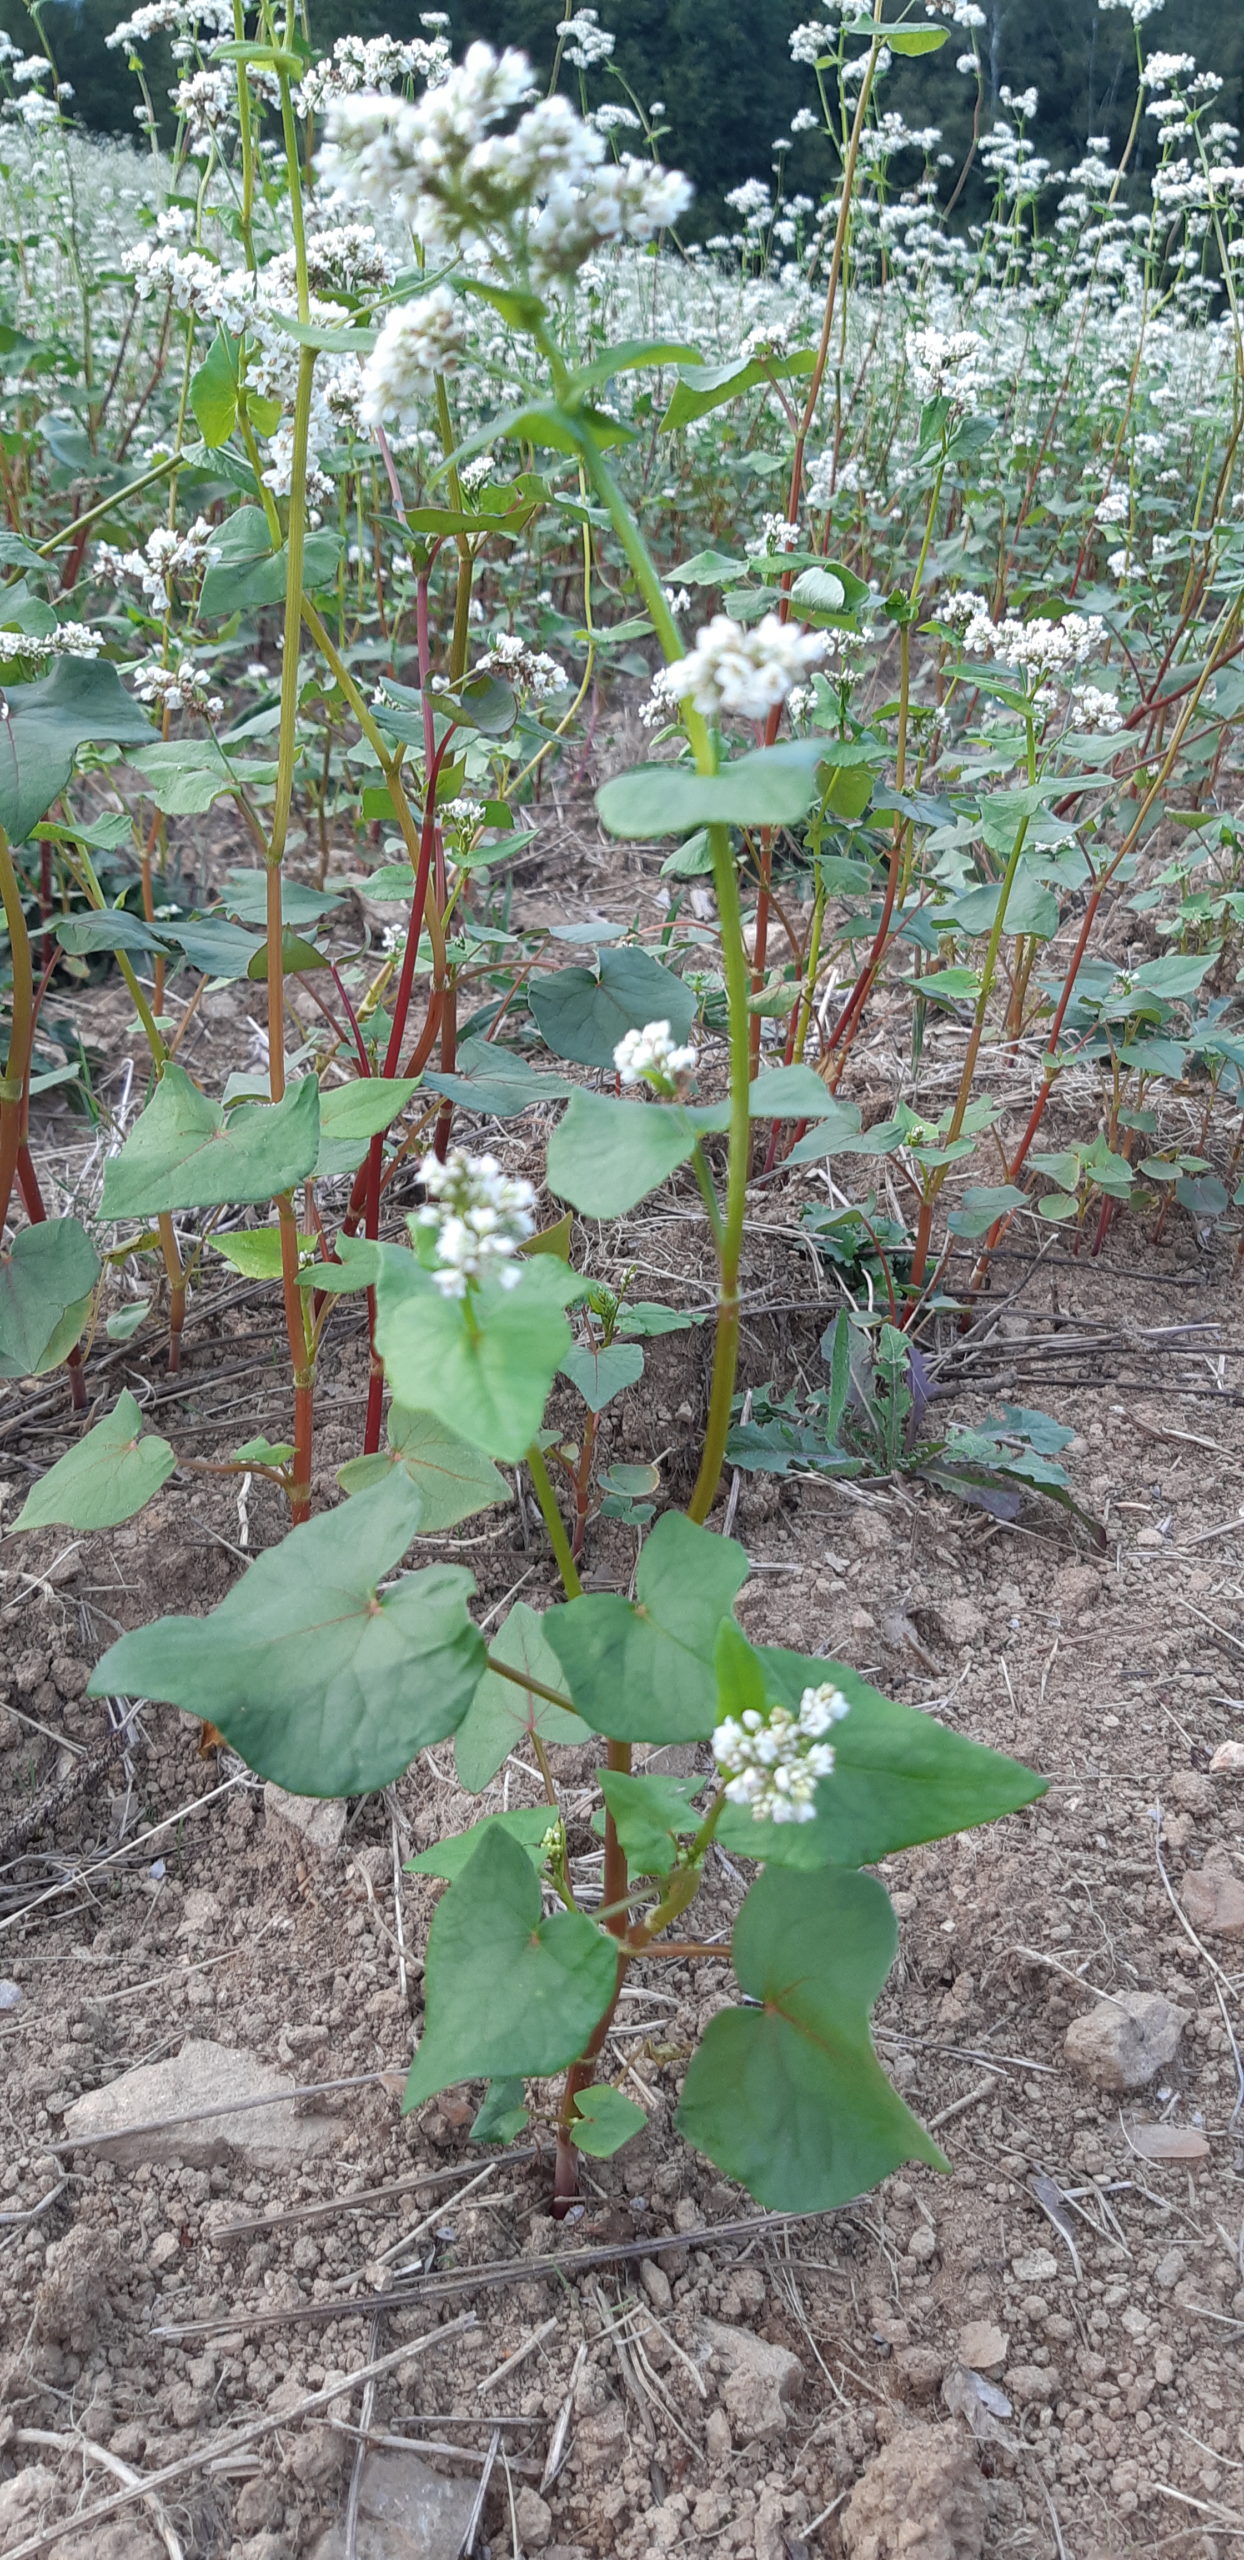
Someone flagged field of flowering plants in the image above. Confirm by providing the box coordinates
[2,4,1244,2554]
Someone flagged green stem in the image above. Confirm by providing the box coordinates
[688,822,751,1521]
[526,1442,583,1599]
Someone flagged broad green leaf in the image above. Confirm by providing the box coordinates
[949,872,1059,940]
[422,1040,576,1118]
[597,742,826,838]
[189,328,238,447]
[11,1389,174,1531]
[0,1217,100,1380]
[233,1436,294,1466]
[315,1077,418,1180]
[570,2083,647,2156]
[218,868,341,928]
[90,1476,485,1797]
[669,548,748,584]
[338,1405,510,1531]
[660,348,815,431]
[597,1767,703,1875]
[211,1227,313,1280]
[470,2078,529,2143]
[560,1341,644,1413]
[547,1512,749,1743]
[105,1300,151,1343]
[373,1246,576,1463]
[100,1065,320,1218]
[55,910,166,960]
[880,22,949,50]
[568,337,700,394]
[781,1100,867,1165]
[132,739,267,818]
[0,658,153,842]
[715,1647,1044,1867]
[406,1804,554,1879]
[200,508,340,615]
[789,565,845,612]
[677,1864,946,2211]
[548,1091,702,1218]
[455,1599,589,1794]
[404,1826,617,2106]
[530,945,695,1069]
[945,1183,1029,1238]
[749,1065,840,1119]
[614,1302,695,1337]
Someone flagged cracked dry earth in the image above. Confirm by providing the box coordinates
[2,838,1244,2560]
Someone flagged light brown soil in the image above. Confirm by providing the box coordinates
[3,803,1243,2560]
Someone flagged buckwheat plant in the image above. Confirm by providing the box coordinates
[10,0,1244,2212]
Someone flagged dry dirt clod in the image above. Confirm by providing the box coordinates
[697,2319,804,2442]
[1180,1862,1244,1936]
[841,2421,986,2560]
[1209,1739,1244,1773]
[1062,1988,1188,2090]
[515,2484,554,2549]
[308,2449,479,2560]
[59,2035,340,2167]
[264,1782,348,1857]
[955,2323,1007,2371]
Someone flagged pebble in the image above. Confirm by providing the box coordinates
[264,1784,348,1856]
[0,1980,21,2010]
[958,2321,1008,2370]
[1010,2250,1059,2286]
[700,2318,804,2442]
[1180,1864,1244,1938]
[308,2450,477,2560]
[1063,1990,1188,2092]
[59,2036,340,2168]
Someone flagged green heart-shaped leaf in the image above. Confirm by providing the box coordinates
[373,1247,577,1463]
[11,1390,174,1531]
[454,1600,589,1794]
[546,1512,749,1743]
[677,1865,947,2210]
[100,1065,320,1217]
[0,1216,100,1380]
[404,1825,617,2105]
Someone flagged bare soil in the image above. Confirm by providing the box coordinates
[2,796,1243,2560]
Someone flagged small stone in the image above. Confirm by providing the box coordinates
[308,2450,478,2559]
[1168,1771,1215,1815]
[957,2322,1007,2371]
[1010,2251,1059,2286]
[514,2487,553,2551]
[576,2397,627,2470]
[1209,1740,1244,1774]
[700,2319,803,2442]
[1135,1526,1164,1550]
[841,2422,985,2560]
[704,2407,732,2463]
[148,2231,180,2269]
[1181,1867,1244,1938]
[264,1784,348,1857]
[1063,1991,1188,2092]
[33,2225,125,2346]
[905,2225,937,2263]
[640,2259,672,2312]
[1153,2248,1186,2289]
[236,2479,284,2535]
[0,1980,21,2011]
[896,2345,944,2401]
[60,2036,339,2168]
[1005,2364,1058,2405]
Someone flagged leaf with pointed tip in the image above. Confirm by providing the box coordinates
[0,656,153,841]
[715,1647,1045,1868]
[470,2078,529,2144]
[406,1805,554,1879]
[337,1405,511,1532]
[100,1065,320,1217]
[595,1768,704,1876]
[677,1864,947,2210]
[570,2083,647,2156]
[314,1077,418,1180]
[546,1512,749,1743]
[548,1090,703,1219]
[373,1247,577,1463]
[597,743,827,838]
[560,1341,645,1414]
[454,1600,589,1794]
[11,1389,175,1531]
[88,1476,484,1797]
[404,1826,617,2106]
[0,1217,99,1380]
[529,945,695,1069]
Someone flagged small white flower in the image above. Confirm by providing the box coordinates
[663,612,824,724]
[477,633,566,699]
[712,1681,850,1825]
[906,325,988,410]
[414,1149,536,1297]
[613,1019,697,1088]
[357,287,467,429]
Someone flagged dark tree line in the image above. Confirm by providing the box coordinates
[8,0,1243,231]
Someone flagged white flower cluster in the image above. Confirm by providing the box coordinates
[613,1019,697,1087]
[790,21,831,64]
[358,287,467,429]
[959,604,1107,674]
[131,652,223,718]
[414,1149,536,1298]
[558,9,615,69]
[713,1681,850,1825]
[1097,0,1164,20]
[657,612,825,724]
[749,513,802,557]
[106,0,232,55]
[95,519,216,613]
[320,42,690,277]
[1140,51,1195,86]
[1071,682,1124,732]
[937,587,989,635]
[1094,489,1129,524]
[924,0,986,28]
[477,633,566,698]
[906,325,988,409]
[0,620,102,664]
[299,32,451,114]
[739,316,796,362]
[999,83,1038,119]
